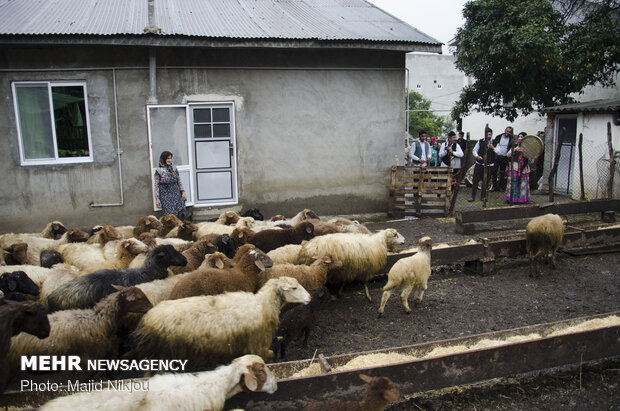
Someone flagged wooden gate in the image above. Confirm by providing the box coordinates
[388,166,452,217]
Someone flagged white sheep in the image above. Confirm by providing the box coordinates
[327,217,372,235]
[194,217,255,240]
[127,276,311,369]
[267,243,303,265]
[378,236,432,315]
[526,213,565,277]
[3,228,90,266]
[0,221,66,243]
[38,354,277,411]
[297,229,405,301]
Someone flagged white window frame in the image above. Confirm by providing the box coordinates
[12,81,94,166]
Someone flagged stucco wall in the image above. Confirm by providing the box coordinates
[0,46,405,233]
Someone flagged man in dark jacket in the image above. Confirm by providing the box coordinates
[468,129,496,202]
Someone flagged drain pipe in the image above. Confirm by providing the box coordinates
[147,0,158,104]
[90,68,124,207]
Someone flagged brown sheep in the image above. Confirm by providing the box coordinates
[2,243,29,266]
[169,237,218,275]
[230,226,255,246]
[249,221,315,253]
[133,215,163,237]
[159,214,183,237]
[165,221,198,241]
[169,248,273,299]
[86,225,123,245]
[257,254,342,292]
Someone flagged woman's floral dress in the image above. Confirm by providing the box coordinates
[154,164,187,219]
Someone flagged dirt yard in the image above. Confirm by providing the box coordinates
[278,213,620,409]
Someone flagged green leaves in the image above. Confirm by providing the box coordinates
[407,91,454,138]
[452,0,619,121]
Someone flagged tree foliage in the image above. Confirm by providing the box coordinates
[452,0,620,121]
[407,90,454,140]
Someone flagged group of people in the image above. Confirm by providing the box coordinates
[406,127,542,205]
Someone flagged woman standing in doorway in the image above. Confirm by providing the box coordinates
[154,151,187,220]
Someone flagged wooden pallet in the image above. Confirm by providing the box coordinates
[388,165,452,217]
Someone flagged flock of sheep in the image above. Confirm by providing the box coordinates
[0,208,565,410]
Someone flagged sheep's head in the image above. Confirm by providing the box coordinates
[14,300,50,339]
[242,208,264,221]
[275,276,310,305]
[231,227,254,246]
[234,355,277,394]
[296,221,315,241]
[359,374,400,404]
[50,222,68,239]
[249,249,273,271]
[203,252,234,269]
[67,228,90,243]
[111,285,153,314]
[160,214,183,230]
[417,236,433,252]
[137,232,157,248]
[299,209,320,221]
[270,214,286,222]
[315,253,343,270]
[177,221,198,241]
[235,217,255,229]
[150,245,187,267]
[215,234,238,259]
[3,242,29,265]
[218,211,241,225]
[122,238,149,255]
[383,229,405,251]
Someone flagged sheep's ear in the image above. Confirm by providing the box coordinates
[242,365,259,391]
[215,258,225,269]
[359,374,372,384]
[254,258,266,271]
[111,284,125,292]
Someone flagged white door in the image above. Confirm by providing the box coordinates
[147,105,194,210]
[190,103,238,206]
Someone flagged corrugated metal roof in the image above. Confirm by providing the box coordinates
[541,98,620,113]
[0,0,441,46]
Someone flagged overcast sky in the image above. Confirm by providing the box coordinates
[367,0,469,53]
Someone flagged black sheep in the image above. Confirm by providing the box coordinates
[46,245,187,312]
[0,271,40,300]
[271,286,331,361]
[249,221,314,253]
[214,234,238,259]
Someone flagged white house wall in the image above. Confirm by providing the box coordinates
[0,46,406,233]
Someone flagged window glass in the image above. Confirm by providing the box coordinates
[15,85,55,160]
[213,124,230,137]
[194,124,212,138]
[52,86,90,158]
[212,108,229,122]
[194,109,211,123]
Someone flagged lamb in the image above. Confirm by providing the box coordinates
[249,221,315,253]
[198,252,235,270]
[526,213,565,277]
[267,243,303,265]
[46,245,187,312]
[298,229,405,301]
[301,374,399,411]
[126,276,311,369]
[8,287,152,372]
[199,233,239,258]
[257,254,342,292]
[159,214,184,237]
[0,271,40,300]
[38,354,277,411]
[1,243,29,265]
[168,237,218,275]
[169,247,273,299]
[378,236,432,316]
[216,210,241,225]
[230,226,254,246]
[115,215,163,238]
[0,299,50,393]
[304,219,340,236]
[271,286,331,361]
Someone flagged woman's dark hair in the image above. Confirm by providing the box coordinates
[159,151,173,167]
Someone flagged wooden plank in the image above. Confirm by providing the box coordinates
[455,199,620,224]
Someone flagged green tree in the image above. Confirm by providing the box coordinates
[452,0,619,121]
[407,90,448,139]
